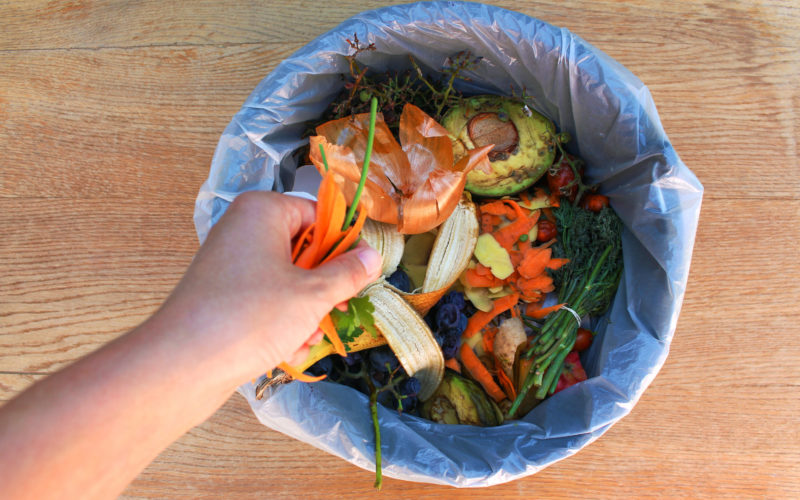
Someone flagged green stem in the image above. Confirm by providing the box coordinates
[370,383,383,490]
[343,96,378,230]
[535,342,572,399]
[318,143,329,172]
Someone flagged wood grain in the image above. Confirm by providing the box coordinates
[1,0,799,497]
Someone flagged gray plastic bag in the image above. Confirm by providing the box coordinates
[193,1,702,487]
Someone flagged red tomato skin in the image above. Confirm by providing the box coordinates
[582,194,609,212]
[536,220,557,242]
[574,328,593,352]
[547,156,578,200]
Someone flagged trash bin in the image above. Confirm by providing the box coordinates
[193,1,702,487]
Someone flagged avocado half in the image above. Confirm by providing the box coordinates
[441,96,556,197]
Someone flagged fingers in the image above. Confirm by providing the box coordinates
[277,193,317,237]
[311,240,382,306]
[305,328,324,347]
[225,191,316,239]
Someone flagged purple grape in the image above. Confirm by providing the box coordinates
[369,346,399,374]
[342,351,364,367]
[306,355,334,377]
[440,291,466,311]
[436,303,461,331]
[387,269,412,293]
[441,335,461,359]
[399,376,421,397]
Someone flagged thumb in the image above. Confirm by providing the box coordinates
[312,241,382,306]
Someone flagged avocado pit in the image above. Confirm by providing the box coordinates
[467,112,519,161]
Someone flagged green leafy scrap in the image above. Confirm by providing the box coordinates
[330,296,378,348]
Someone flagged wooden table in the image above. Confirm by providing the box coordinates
[2,1,798,497]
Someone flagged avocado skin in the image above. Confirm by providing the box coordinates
[442,96,556,197]
[421,370,503,426]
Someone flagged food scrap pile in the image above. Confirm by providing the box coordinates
[262,40,624,489]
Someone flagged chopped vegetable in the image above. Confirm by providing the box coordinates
[525,302,566,320]
[492,200,536,251]
[510,202,623,416]
[493,317,527,379]
[309,103,492,234]
[445,357,462,373]
[582,193,610,212]
[462,293,520,338]
[554,352,588,393]
[536,220,557,242]
[459,343,506,403]
[286,98,380,379]
[574,328,594,352]
[474,233,514,279]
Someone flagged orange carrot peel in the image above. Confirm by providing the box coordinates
[459,343,506,403]
[462,293,520,339]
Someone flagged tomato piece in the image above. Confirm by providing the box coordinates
[554,352,588,393]
[536,220,557,242]
[582,194,609,212]
[547,154,580,200]
[573,328,593,352]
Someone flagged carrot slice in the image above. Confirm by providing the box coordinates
[291,222,316,263]
[319,313,346,357]
[459,344,506,403]
[546,258,570,270]
[480,213,496,233]
[494,356,517,400]
[474,263,493,276]
[526,302,566,319]
[445,357,461,373]
[278,362,327,383]
[320,205,367,265]
[295,175,337,269]
[317,189,348,261]
[464,268,505,288]
[482,327,498,355]
[518,247,552,279]
[480,200,510,216]
[493,200,536,251]
[524,300,545,316]
[463,293,520,338]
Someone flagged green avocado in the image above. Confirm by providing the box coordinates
[441,96,556,197]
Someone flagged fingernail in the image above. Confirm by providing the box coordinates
[356,246,382,278]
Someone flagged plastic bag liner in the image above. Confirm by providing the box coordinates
[193,1,702,487]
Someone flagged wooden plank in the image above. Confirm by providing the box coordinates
[1,1,797,51]
[2,12,797,201]
[0,198,195,372]
[0,44,296,200]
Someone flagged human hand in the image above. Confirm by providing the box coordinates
[160,191,382,384]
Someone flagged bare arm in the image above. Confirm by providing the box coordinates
[0,192,381,499]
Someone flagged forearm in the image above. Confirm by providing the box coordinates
[0,301,249,500]
[0,192,380,499]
